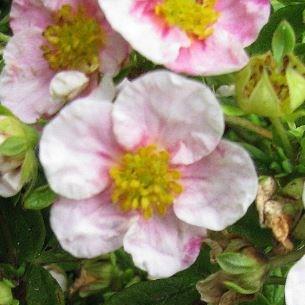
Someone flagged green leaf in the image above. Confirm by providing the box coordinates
[0,136,27,156]
[0,200,45,264]
[24,185,57,210]
[105,275,200,305]
[249,4,305,54]
[25,265,65,305]
[216,253,259,275]
[272,20,296,64]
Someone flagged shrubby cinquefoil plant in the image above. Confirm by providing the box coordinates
[2,1,305,305]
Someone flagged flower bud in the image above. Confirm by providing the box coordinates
[50,71,89,104]
[236,52,305,117]
[0,111,38,197]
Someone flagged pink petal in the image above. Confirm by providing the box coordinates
[124,210,206,279]
[51,191,132,258]
[10,0,51,33]
[174,140,258,231]
[39,94,123,200]
[112,70,224,165]
[99,0,190,64]
[285,255,305,305]
[167,28,249,76]
[216,0,271,47]
[0,28,57,123]
[99,24,130,76]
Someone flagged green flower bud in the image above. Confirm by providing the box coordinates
[0,280,14,305]
[0,108,39,197]
[236,52,305,117]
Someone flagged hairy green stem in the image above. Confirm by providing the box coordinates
[225,116,273,140]
[270,117,294,159]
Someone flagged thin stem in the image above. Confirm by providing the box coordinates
[270,117,294,159]
[268,247,305,269]
[225,116,273,140]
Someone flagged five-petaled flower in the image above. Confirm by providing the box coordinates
[99,0,270,76]
[0,0,129,123]
[39,70,258,279]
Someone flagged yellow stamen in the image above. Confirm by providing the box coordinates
[155,0,219,40]
[110,145,183,218]
[41,5,105,73]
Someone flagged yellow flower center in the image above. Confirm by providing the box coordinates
[110,145,183,219]
[41,5,105,74]
[154,0,219,40]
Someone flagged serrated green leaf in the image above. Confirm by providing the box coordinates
[216,253,259,275]
[24,185,57,210]
[25,265,65,305]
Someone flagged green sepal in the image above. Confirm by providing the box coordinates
[0,136,28,157]
[272,20,296,65]
[216,252,260,275]
[20,150,38,185]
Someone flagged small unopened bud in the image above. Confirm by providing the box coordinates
[0,113,38,197]
[236,52,305,117]
[216,85,236,97]
[50,71,89,103]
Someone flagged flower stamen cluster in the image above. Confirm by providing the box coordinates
[154,0,219,40]
[110,145,183,218]
[41,5,105,73]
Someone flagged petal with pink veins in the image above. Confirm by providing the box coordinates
[174,140,258,231]
[124,210,206,279]
[285,255,305,305]
[99,0,190,64]
[216,0,271,47]
[10,0,52,33]
[51,191,132,258]
[112,70,224,165]
[40,96,123,200]
[0,28,56,123]
[167,28,249,76]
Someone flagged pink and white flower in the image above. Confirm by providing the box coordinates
[285,254,305,305]
[39,70,258,278]
[0,0,130,124]
[99,0,270,76]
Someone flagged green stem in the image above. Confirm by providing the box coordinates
[270,117,294,159]
[225,116,273,140]
[268,247,305,269]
